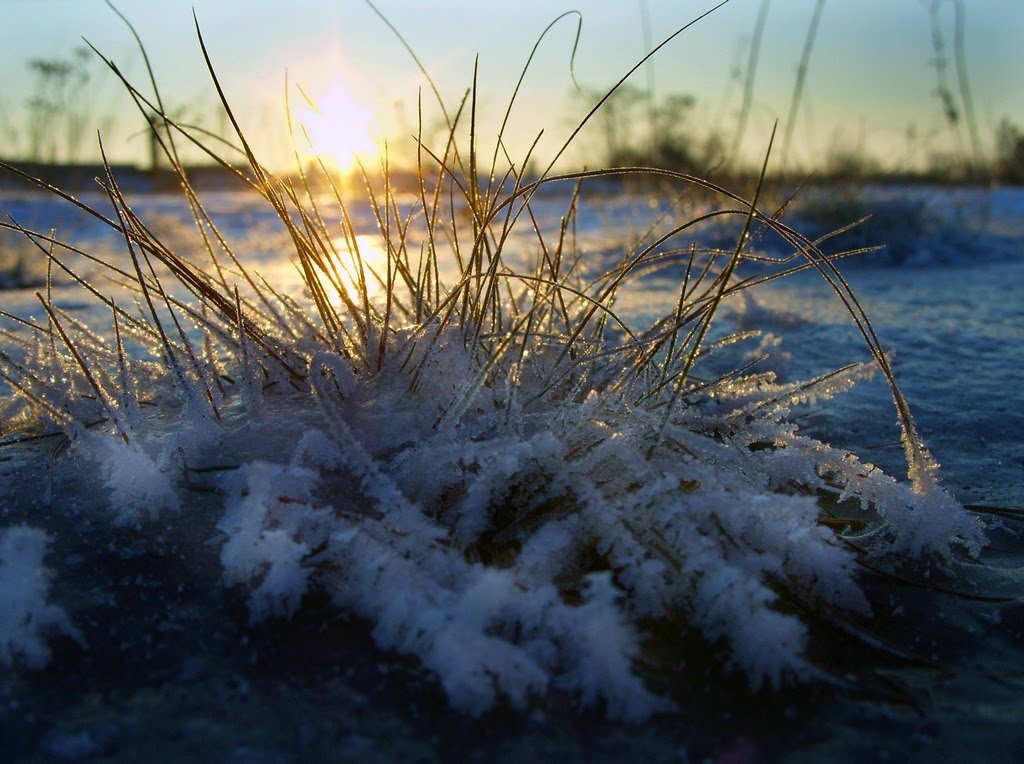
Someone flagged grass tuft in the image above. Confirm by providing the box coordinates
[0,4,990,717]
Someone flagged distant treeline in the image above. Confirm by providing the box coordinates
[0,160,254,194]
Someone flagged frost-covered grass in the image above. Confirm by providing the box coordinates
[0,11,987,716]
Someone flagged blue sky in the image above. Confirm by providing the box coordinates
[1,0,1021,173]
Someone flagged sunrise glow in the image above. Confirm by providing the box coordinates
[329,233,387,305]
[293,79,377,171]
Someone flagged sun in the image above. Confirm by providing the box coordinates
[293,79,377,172]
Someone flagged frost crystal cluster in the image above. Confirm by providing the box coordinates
[0,525,77,669]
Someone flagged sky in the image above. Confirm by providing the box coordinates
[0,0,1021,174]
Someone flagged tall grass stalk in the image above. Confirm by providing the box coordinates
[728,0,771,169]
[951,0,983,175]
[779,0,825,175]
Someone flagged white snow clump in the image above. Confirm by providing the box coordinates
[0,525,78,669]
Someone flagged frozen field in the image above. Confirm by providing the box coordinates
[1,181,1022,760]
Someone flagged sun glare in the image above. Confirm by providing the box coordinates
[294,80,377,172]
[328,233,387,305]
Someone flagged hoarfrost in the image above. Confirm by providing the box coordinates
[2,309,984,715]
[82,432,181,525]
[0,525,78,669]
[218,462,319,623]
[553,572,673,721]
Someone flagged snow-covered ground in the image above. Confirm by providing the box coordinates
[0,181,1022,759]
